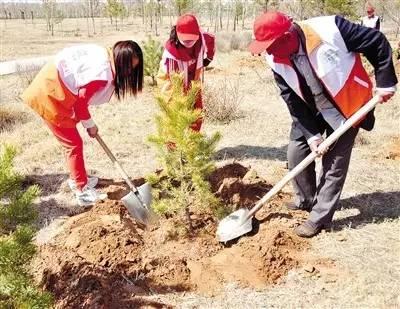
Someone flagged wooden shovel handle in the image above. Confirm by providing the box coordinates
[95,134,138,193]
[246,96,381,220]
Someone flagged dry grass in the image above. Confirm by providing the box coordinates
[203,77,243,124]
[16,64,41,89]
[354,131,371,146]
[0,105,29,132]
[216,31,253,53]
[1,19,399,308]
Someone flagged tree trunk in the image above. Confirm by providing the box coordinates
[159,1,162,24]
[86,12,90,36]
[214,3,218,32]
[150,5,153,30]
[226,4,230,30]
[142,0,145,24]
[91,16,96,34]
[242,6,245,29]
[209,4,213,26]
[219,1,223,30]
[168,4,171,26]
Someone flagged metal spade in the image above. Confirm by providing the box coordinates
[217,96,381,242]
[95,134,153,225]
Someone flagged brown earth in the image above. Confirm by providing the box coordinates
[32,163,310,308]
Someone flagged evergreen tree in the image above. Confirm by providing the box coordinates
[147,75,222,232]
[143,36,163,86]
[105,0,127,30]
[0,145,53,308]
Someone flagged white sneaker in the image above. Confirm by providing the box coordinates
[68,176,98,192]
[75,186,107,207]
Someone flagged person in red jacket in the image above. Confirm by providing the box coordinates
[22,41,143,206]
[159,14,215,132]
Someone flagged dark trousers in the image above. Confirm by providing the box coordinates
[287,127,359,227]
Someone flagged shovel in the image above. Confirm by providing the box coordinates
[95,134,153,225]
[217,96,381,242]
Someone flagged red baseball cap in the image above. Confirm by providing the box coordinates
[249,11,292,54]
[176,14,200,41]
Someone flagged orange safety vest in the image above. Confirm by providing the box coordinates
[21,62,78,128]
[266,15,373,119]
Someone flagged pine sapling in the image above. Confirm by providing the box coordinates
[0,144,53,308]
[147,74,221,233]
[143,36,163,86]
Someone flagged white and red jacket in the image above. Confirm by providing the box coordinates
[159,32,215,88]
[270,15,397,141]
[22,44,114,128]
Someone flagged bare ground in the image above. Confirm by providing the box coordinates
[1,18,399,308]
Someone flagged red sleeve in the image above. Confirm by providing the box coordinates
[74,80,108,121]
[203,32,216,60]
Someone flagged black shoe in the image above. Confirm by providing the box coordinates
[286,202,311,212]
[294,221,321,238]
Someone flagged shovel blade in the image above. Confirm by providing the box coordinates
[121,183,153,225]
[216,208,253,242]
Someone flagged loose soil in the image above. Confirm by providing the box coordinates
[32,163,310,308]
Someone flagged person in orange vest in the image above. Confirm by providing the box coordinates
[21,41,143,206]
[249,11,397,237]
[158,14,215,132]
[361,4,380,31]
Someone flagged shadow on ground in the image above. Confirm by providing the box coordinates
[214,144,288,161]
[332,191,400,231]
[23,173,88,228]
[23,173,68,197]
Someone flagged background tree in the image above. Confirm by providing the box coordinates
[324,0,357,18]
[381,0,400,37]
[174,0,192,16]
[87,0,100,35]
[143,36,163,86]
[105,0,126,30]
[42,0,56,35]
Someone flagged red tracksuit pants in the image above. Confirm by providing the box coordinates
[45,121,87,190]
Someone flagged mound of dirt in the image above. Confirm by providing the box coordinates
[32,163,309,308]
[209,163,272,208]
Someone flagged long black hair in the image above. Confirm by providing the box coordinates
[169,26,183,48]
[113,40,143,100]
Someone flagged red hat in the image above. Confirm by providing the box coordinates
[249,11,292,54]
[176,14,200,41]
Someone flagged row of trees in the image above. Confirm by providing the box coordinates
[2,0,400,37]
